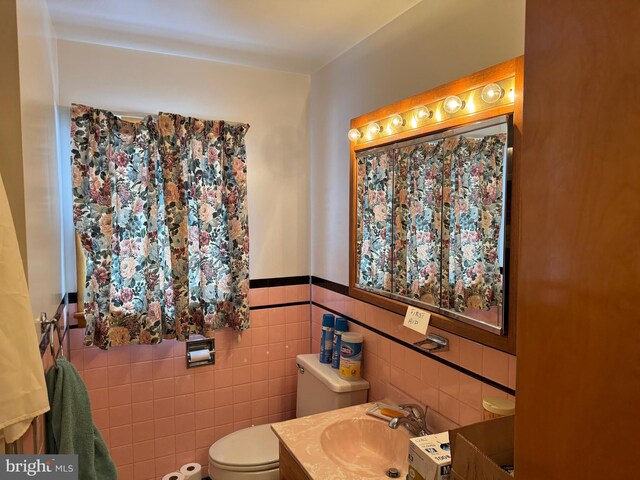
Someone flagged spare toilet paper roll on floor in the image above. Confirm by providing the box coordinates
[162,473,185,480]
[180,463,202,480]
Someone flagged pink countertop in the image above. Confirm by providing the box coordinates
[271,403,412,479]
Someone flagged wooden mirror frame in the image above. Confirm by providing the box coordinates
[349,56,524,354]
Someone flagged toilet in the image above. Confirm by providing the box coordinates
[208,353,370,479]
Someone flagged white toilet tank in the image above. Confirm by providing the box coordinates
[295,353,370,417]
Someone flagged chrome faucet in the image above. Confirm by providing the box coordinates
[388,403,430,436]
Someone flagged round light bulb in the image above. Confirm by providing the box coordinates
[443,95,465,114]
[481,83,504,104]
[367,122,382,136]
[390,114,405,129]
[348,128,362,141]
[416,106,432,120]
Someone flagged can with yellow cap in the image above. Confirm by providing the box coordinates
[482,396,515,420]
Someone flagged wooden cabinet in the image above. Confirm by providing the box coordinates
[279,442,311,480]
[515,0,640,478]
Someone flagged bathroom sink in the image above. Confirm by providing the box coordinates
[320,418,411,478]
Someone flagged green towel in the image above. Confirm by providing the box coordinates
[45,358,117,480]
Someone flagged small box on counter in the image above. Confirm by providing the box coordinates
[449,415,515,480]
[408,432,452,480]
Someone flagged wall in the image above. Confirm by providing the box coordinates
[310,0,526,285]
[16,0,63,319]
[56,40,311,288]
[0,0,62,319]
[515,1,640,477]
[68,280,515,479]
[54,40,314,479]
[306,0,523,430]
[311,283,515,431]
[68,284,310,480]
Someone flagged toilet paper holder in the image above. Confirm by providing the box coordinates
[186,336,215,368]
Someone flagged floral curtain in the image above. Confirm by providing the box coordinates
[355,149,395,292]
[71,104,250,349]
[393,141,444,305]
[441,134,506,312]
[157,114,250,338]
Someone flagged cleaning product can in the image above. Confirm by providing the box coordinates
[339,332,363,380]
[331,317,349,369]
[319,314,335,364]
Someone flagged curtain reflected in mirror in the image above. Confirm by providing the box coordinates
[355,150,395,292]
[394,140,443,305]
[355,116,510,333]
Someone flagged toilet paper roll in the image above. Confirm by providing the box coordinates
[189,349,210,362]
[179,463,202,480]
[162,473,185,480]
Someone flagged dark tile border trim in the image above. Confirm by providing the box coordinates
[311,276,349,296]
[311,300,515,396]
[250,275,310,289]
[250,301,309,311]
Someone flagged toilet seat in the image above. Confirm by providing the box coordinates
[208,424,279,472]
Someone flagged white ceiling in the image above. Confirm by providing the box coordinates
[46,0,422,74]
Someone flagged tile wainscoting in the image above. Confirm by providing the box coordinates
[310,279,516,429]
[62,276,514,479]
[67,281,310,480]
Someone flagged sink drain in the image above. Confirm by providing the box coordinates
[386,467,401,478]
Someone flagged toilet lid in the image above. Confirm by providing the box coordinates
[209,424,279,471]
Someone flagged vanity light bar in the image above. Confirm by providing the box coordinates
[348,76,516,142]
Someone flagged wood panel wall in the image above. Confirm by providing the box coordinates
[515,1,640,478]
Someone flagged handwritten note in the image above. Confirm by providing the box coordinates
[403,306,431,334]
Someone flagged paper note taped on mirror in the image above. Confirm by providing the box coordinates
[403,305,431,334]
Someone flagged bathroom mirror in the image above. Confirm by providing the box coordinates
[354,115,511,334]
[348,56,523,353]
